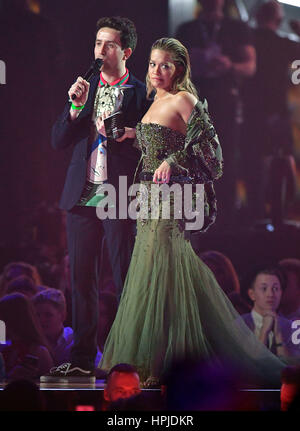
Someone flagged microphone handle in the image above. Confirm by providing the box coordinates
[71,60,102,101]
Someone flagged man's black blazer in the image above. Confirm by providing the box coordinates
[51,73,148,211]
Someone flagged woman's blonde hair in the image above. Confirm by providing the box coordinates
[146,37,198,99]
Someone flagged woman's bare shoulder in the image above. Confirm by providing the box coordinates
[174,91,198,123]
[174,91,197,104]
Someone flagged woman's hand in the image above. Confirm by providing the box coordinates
[153,161,172,184]
[116,127,136,142]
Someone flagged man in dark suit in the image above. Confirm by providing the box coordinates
[41,17,149,382]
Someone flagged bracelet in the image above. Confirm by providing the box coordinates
[71,103,85,111]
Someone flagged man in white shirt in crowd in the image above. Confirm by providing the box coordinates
[241,267,299,358]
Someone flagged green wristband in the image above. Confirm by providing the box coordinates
[71,103,85,111]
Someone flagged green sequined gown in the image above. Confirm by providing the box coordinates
[100,103,286,386]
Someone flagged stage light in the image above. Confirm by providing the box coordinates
[278,0,300,7]
[75,405,95,411]
[266,224,275,232]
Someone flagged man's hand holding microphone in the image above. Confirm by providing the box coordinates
[68,77,90,121]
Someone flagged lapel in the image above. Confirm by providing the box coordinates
[121,73,136,113]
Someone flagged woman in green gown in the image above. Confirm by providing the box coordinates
[99,38,287,387]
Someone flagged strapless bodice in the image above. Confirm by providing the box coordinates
[136,122,186,174]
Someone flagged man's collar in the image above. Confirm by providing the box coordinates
[251,308,263,326]
[99,68,130,87]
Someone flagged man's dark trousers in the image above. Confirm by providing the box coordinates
[67,206,135,370]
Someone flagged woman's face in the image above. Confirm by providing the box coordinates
[148,49,178,91]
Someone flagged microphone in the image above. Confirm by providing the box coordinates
[71,58,103,101]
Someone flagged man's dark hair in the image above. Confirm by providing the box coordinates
[106,363,139,384]
[96,16,137,52]
[250,267,286,292]
[241,264,287,304]
[107,363,139,381]
[256,1,282,26]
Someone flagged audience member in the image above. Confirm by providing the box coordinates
[34,243,65,288]
[0,261,42,298]
[241,267,299,358]
[98,292,118,352]
[33,288,102,368]
[278,258,300,320]
[6,275,39,298]
[0,293,53,380]
[199,250,250,314]
[199,250,240,295]
[102,363,141,410]
[32,288,73,366]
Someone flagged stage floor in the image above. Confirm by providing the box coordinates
[0,380,282,411]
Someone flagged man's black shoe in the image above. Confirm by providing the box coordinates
[40,362,95,383]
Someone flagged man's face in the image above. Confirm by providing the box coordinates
[104,371,141,403]
[35,303,64,339]
[94,27,129,73]
[248,274,282,314]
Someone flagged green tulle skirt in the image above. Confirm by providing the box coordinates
[100,203,287,387]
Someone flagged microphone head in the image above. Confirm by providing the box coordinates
[94,58,103,72]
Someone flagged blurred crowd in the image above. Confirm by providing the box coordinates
[1,216,300,410]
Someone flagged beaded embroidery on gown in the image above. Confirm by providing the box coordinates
[99,104,287,387]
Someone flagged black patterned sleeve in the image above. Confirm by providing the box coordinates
[165,100,223,183]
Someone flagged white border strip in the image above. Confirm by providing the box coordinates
[278,0,300,7]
